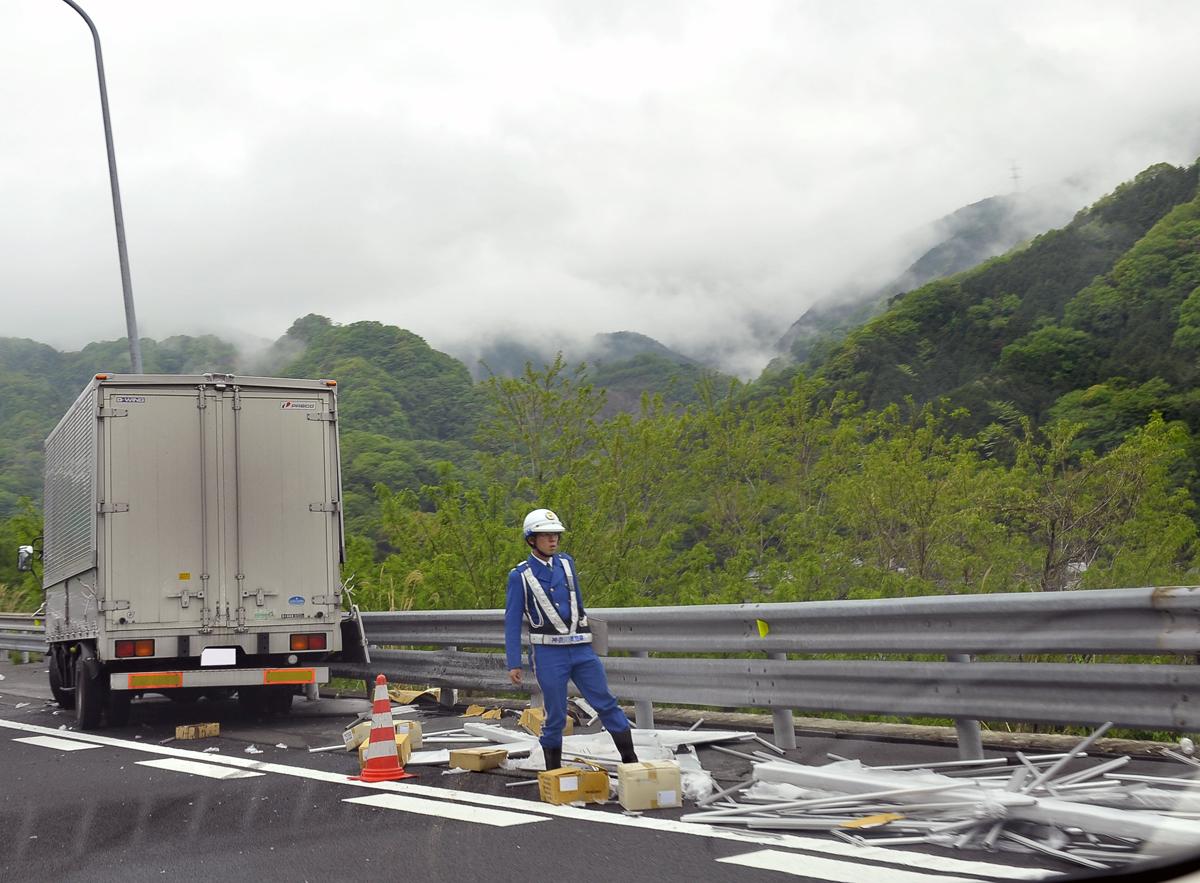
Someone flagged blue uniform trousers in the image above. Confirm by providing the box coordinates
[531,642,630,749]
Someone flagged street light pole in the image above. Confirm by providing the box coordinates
[60,0,143,373]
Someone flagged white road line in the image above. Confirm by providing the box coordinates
[137,758,265,780]
[718,849,987,883]
[345,794,547,827]
[0,716,1053,880]
[13,735,100,752]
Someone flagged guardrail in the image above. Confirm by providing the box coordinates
[0,614,45,654]
[5,587,1200,754]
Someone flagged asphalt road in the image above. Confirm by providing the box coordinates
[0,656,1172,883]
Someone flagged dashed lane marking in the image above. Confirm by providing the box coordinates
[717,849,988,883]
[0,716,1054,880]
[345,793,547,827]
[14,735,100,752]
[137,758,265,780]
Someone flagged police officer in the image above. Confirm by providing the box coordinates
[505,508,638,771]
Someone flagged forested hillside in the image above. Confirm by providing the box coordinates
[4,158,1200,615]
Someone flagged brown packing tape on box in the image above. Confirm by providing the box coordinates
[617,760,682,811]
[449,747,508,771]
[358,731,413,768]
[175,723,220,740]
[518,706,572,737]
[539,766,611,805]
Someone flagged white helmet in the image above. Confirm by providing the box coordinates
[523,508,566,537]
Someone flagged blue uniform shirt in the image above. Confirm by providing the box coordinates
[504,551,586,670]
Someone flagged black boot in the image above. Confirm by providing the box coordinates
[543,745,562,770]
[610,727,639,764]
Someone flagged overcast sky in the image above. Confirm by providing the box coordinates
[2,1,1199,376]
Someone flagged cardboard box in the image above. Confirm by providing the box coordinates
[448,747,508,771]
[538,766,611,805]
[175,722,220,740]
[518,706,572,737]
[358,731,413,767]
[342,720,372,751]
[345,718,423,751]
[617,760,682,811]
[393,718,423,750]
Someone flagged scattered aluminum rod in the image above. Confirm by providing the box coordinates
[1104,772,1200,787]
[870,757,1010,772]
[1067,850,1149,865]
[982,820,1006,850]
[504,779,540,788]
[1161,748,1200,768]
[307,744,344,753]
[1022,722,1113,794]
[744,818,863,830]
[1004,767,1031,792]
[825,800,998,815]
[709,745,766,763]
[751,734,786,756]
[1051,756,1131,787]
[697,777,755,807]
[683,783,961,821]
[826,753,853,762]
[423,736,491,743]
[1048,780,1124,793]
[1002,830,1109,871]
[688,718,704,731]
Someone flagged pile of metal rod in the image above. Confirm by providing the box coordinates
[682,723,1200,872]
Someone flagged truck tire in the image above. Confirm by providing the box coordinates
[48,646,76,710]
[75,652,104,730]
[107,690,132,727]
[265,686,294,715]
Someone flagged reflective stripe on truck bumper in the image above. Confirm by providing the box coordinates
[110,666,329,691]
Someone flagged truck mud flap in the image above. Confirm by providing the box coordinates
[110,666,329,691]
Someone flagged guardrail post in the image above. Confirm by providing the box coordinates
[438,646,458,710]
[768,652,798,749]
[633,650,654,728]
[949,653,984,759]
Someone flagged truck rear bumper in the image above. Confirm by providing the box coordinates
[110,666,329,692]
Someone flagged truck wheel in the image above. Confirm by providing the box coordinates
[237,685,263,715]
[75,652,104,730]
[106,690,132,727]
[265,686,293,715]
[48,647,76,710]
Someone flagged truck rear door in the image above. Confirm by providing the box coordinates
[101,386,210,630]
[224,386,340,631]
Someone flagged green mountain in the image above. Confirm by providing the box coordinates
[776,190,1080,367]
[797,160,1200,443]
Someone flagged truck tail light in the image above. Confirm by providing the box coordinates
[116,639,155,658]
[290,634,327,651]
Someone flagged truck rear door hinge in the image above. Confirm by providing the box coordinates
[97,407,128,418]
[97,502,130,514]
[98,600,130,612]
[311,594,341,606]
[309,501,341,513]
[306,412,336,422]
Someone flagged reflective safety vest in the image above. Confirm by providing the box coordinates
[517,556,592,646]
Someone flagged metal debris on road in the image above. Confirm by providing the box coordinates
[680,722,1200,870]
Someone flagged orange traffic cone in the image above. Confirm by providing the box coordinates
[350,674,416,782]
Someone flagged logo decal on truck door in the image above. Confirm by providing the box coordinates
[114,395,146,403]
[280,401,318,410]
[288,595,305,605]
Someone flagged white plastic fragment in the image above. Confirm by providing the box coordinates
[245,745,263,755]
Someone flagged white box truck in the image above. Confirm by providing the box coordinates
[34,372,368,728]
